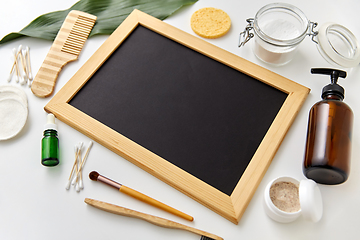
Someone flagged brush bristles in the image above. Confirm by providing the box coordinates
[60,13,96,56]
[200,236,216,240]
[89,171,99,181]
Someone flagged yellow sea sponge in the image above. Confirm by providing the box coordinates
[190,7,231,39]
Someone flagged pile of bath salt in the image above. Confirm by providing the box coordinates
[261,19,300,40]
[0,85,28,140]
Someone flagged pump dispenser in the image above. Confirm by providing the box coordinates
[303,68,353,184]
[41,113,59,167]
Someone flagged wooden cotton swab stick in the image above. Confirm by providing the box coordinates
[13,45,27,85]
[12,49,20,83]
[7,45,32,84]
[75,147,82,192]
[75,161,81,192]
[7,51,18,82]
[65,143,83,190]
[9,52,18,76]
[19,51,28,85]
[25,46,33,81]
[18,48,28,76]
[9,47,21,73]
[76,143,85,190]
[72,141,93,185]
[79,164,84,190]
[65,145,79,190]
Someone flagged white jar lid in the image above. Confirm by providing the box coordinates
[299,179,323,222]
[317,22,360,68]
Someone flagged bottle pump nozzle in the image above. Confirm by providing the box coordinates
[311,68,347,100]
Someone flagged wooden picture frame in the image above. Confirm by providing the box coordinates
[45,9,309,224]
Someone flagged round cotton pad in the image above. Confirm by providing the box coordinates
[0,85,28,107]
[190,7,231,39]
[0,91,28,141]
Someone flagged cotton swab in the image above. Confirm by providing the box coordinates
[7,45,33,86]
[9,51,18,75]
[8,48,20,83]
[15,45,28,85]
[75,146,81,192]
[18,50,28,85]
[77,143,85,190]
[76,181,81,192]
[12,49,20,83]
[7,67,14,82]
[65,143,83,190]
[72,141,93,185]
[74,145,81,189]
[65,146,79,190]
[79,166,84,189]
[25,46,33,81]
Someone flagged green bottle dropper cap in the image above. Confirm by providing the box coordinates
[44,113,57,131]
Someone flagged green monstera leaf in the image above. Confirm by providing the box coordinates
[0,0,197,45]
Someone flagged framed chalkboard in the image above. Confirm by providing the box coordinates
[45,9,309,224]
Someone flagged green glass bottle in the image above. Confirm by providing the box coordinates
[41,114,59,167]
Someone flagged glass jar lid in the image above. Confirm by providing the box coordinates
[316,22,360,68]
[253,3,309,47]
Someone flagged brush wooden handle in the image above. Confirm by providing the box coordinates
[84,198,223,240]
[120,185,193,222]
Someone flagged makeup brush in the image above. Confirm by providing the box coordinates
[85,198,222,240]
[89,171,193,222]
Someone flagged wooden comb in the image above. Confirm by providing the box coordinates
[31,10,97,98]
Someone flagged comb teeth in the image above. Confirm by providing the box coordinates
[61,14,96,55]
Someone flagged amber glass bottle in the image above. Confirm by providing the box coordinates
[303,69,353,185]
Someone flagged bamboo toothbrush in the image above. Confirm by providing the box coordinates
[89,171,193,222]
[31,10,97,98]
[85,198,223,240]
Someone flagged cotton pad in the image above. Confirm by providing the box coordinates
[0,85,28,140]
[0,85,28,107]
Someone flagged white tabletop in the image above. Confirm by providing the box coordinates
[1,0,359,239]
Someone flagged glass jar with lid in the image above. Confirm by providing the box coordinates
[239,3,360,67]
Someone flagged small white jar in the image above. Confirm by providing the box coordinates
[263,176,323,223]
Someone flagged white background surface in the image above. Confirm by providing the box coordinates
[1,0,360,239]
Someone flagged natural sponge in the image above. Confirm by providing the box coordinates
[190,7,231,39]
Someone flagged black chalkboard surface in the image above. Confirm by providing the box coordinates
[70,26,287,195]
[46,9,309,223]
